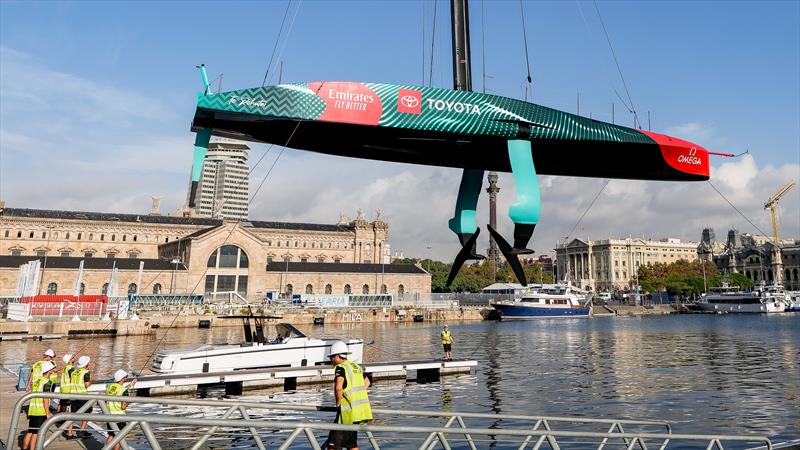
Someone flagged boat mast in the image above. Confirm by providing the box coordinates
[451,0,473,91]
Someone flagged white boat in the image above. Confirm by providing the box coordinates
[694,285,786,314]
[491,283,592,319]
[152,316,363,374]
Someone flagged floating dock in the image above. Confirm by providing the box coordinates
[84,359,477,396]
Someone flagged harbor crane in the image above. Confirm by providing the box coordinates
[763,180,795,285]
[764,181,796,244]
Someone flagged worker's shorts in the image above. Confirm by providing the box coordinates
[28,415,46,434]
[106,422,126,436]
[324,420,368,450]
[70,400,88,413]
[443,343,452,352]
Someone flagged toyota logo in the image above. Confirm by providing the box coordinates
[400,95,419,108]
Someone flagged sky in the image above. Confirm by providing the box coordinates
[1,0,798,261]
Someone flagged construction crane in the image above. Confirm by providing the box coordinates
[764,181,796,244]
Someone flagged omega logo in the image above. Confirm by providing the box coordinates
[400,95,419,108]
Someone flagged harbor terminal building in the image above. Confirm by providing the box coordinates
[557,230,800,293]
[0,205,430,299]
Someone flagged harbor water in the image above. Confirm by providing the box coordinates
[1,314,798,447]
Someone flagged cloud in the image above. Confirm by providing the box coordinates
[1,48,798,263]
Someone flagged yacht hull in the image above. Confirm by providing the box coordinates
[491,303,591,319]
[694,302,784,314]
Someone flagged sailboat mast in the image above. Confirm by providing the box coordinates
[451,0,472,91]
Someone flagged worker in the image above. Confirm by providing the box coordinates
[27,349,56,391]
[440,324,454,361]
[66,356,92,439]
[323,341,372,450]
[22,360,56,450]
[105,369,136,450]
[58,354,75,414]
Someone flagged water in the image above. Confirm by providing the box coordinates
[2,314,798,448]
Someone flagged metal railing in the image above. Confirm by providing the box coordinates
[9,393,772,450]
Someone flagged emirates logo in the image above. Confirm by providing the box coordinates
[397,89,422,114]
[400,95,419,108]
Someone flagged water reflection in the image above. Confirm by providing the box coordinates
[1,315,798,446]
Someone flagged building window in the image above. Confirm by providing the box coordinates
[3,230,8,238]
[294,241,299,247]
[42,231,47,239]
[153,283,163,294]
[47,282,57,295]
[79,283,85,295]
[266,256,274,264]
[277,241,281,247]
[102,283,109,295]
[84,252,94,258]
[334,258,341,263]
[364,260,371,264]
[36,250,47,257]
[122,235,126,242]
[381,284,387,294]
[286,284,293,296]
[344,284,351,295]
[77,232,82,240]
[267,240,272,246]
[88,233,94,240]
[66,232,71,239]
[29,231,34,238]
[362,284,369,294]
[133,235,137,242]
[205,275,215,292]
[128,252,139,259]
[60,251,71,257]
[317,256,325,263]
[398,284,405,295]
[325,284,332,294]
[111,234,116,241]
[305,284,313,294]
[107,253,116,259]
[300,257,308,263]
[128,283,137,294]
[207,245,249,269]
[100,234,105,241]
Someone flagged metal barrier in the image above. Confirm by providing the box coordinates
[8,393,772,450]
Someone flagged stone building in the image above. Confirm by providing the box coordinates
[699,228,800,290]
[0,206,430,298]
[555,237,699,292]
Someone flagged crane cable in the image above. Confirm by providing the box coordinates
[261,0,293,87]
[563,179,610,243]
[519,0,533,101]
[706,180,773,240]
[429,0,438,87]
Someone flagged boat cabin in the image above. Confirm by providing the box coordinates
[219,315,307,346]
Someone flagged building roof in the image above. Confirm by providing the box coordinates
[1,208,352,232]
[0,255,187,271]
[267,262,427,274]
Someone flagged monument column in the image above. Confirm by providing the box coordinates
[486,172,500,264]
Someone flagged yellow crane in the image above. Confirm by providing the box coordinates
[763,181,796,244]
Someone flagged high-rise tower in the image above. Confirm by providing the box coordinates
[190,141,250,220]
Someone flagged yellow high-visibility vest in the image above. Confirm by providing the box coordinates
[28,376,49,416]
[60,364,74,394]
[335,359,372,424]
[441,330,453,344]
[71,368,90,394]
[106,382,127,415]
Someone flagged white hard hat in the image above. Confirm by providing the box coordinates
[40,361,56,373]
[63,354,73,364]
[76,356,90,368]
[113,369,128,382]
[328,341,351,357]
[43,349,55,357]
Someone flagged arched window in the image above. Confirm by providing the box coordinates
[398,284,405,295]
[362,284,370,294]
[128,283,137,295]
[794,268,799,280]
[325,284,332,294]
[785,269,791,282]
[381,284,387,294]
[767,270,773,281]
[47,282,57,295]
[207,245,248,269]
[305,284,313,294]
[153,283,162,294]
[102,283,109,295]
[79,283,85,295]
[745,271,751,280]
[286,284,293,296]
[344,284,351,295]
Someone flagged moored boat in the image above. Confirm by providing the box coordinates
[694,285,786,314]
[490,284,591,319]
[152,316,363,374]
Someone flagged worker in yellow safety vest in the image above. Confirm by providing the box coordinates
[58,354,75,414]
[22,361,56,450]
[440,324,454,361]
[323,341,372,450]
[105,369,136,450]
[27,349,56,392]
[66,356,92,439]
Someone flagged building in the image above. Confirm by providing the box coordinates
[0,206,430,298]
[193,141,250,220]
[699,228,800,290]
[555,237,700,292]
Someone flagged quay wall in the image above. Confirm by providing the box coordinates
[0,305,681,337]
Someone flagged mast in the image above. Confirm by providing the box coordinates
[450,0,472,91]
